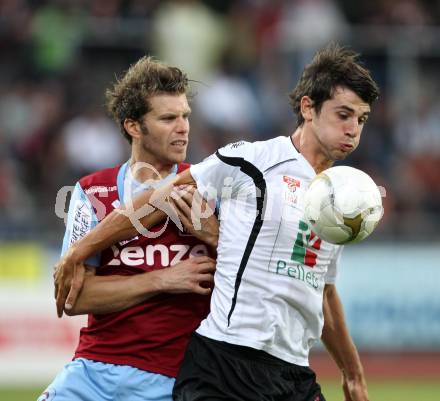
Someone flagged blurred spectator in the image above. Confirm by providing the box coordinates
[392,89,440,215]
[0,156,34,223]
[123,0,161,19]
[0,0,439,241]
[0,83,37,145]
[394,92,440,157]
[30,0,86,76]
[89,0,123,18]
[195,51,262,143]
[277,0,348,54]
[62,108,127,176]
[152,0,229,81]
[373,0,431,25]
[0,0,31,47]
[276,0,349,97]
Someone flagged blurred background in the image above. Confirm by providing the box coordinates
[0,0,439,400]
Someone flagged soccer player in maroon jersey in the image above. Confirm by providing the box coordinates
[42,57,218,401]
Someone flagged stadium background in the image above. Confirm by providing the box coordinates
[0,0,439,400]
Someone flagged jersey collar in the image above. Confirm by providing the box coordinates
[116,160,178,204]
[263,136,315,178]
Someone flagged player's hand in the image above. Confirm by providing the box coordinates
[171,185,219,249]
[342,375,369,401]
[53,251,86,318]
[157,256,216,295]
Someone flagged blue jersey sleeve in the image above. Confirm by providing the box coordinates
[61,182,100,266]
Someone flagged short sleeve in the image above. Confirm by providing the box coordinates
[324,245,343,284]
[190,140,255,201]
[61,182,100,266]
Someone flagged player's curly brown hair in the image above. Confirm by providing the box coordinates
[105,56,189,143]
[288,43,380,127]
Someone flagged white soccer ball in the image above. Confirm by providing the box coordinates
[303,166,383,245]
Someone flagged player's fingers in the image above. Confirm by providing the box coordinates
[172,190,193,215]
[65,263,85,311]
[180,190,196,209]
[55,269,68,317]
[172,209,193,236]
[170,193,192,223]
[176,184,196,193]
[175,185,195,197]
[56,285,67,318]
[205,197,216,213]
[191,256,216,264]
[175,185,207,215]
[190,192,215,220]
[171,186,192,200]
[192,285,212,296]
[198,273,214,283]
[54,273,59,300]
[195,261,216,273]
[176,187,198,211]
[176,208,193,229]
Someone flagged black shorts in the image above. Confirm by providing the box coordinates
[173,333,325,401]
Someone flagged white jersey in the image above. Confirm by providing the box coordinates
[190,136,343,366]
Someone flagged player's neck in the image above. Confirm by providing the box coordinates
[291,129,333,174]
[129,148,175,182]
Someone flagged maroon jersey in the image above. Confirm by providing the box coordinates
[72,162,211,378]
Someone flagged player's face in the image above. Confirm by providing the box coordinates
[139,93,190,165]
[311,87,370,161]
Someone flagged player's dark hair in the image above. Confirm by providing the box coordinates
[288,43,380,127]
[106,56,189,143]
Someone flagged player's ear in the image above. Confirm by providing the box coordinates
[123,118,142,141]
[300,96,314,122]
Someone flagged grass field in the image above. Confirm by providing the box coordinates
[2,379,439,401]
[321,379,440,401]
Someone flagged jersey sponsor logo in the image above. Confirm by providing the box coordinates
[268,222,322,289]
[85,185,117,195]
[107,244,209,267]
[275,260,319,289]
[291,220,321,268]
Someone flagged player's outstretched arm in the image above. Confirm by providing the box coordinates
[321,284,370,401]
[54,169,197,317]
[64,256,215,316]
[67,169,195,263]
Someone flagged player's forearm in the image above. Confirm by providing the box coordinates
[321,284,366,381]
[66,171,196,263]
[66,188,169,263]
[65,271,162,315]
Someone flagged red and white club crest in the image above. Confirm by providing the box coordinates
[283,176,301,192]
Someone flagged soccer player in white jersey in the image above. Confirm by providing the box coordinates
[55,44,379,401]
